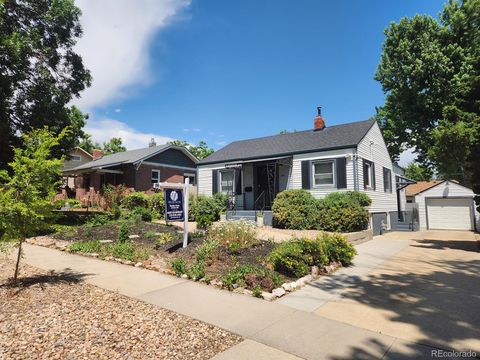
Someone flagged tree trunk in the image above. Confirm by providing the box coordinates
[13,238,24,283]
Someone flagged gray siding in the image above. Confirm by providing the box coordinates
[146,148,196,169]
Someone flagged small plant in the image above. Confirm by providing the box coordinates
[251,285,262,298]
[84,227,94,239]
[86,213,112,227]
[195,239,219,263]
[132,207,153,222]
[156,232,175,246]
[222,264,282,291]
[171,258,187,276]
[118,222,129,243]
[69,240,102,254]
[144,230,157,239]
[207,220,256,249]
[106,241,149,262]
[188,260,205,280]
[228,241,242,254]
[191,230,205,239]
[319,232,357,265]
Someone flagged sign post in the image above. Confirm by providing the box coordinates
[162,178,190,248]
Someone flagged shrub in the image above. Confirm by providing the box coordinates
[190,194,226,229]
[118,222,129,243]
[222,264,282,291]
[69,240,102,254]
[103,184,129,209]
[195,239,219,263]
[132,207,153,222]
[317,193,369,232]
[188,260,206,280]
[251,285,262,298]
[272,189,318,230]
[156,232,175,246]
[108,241,149,261]
[122,192,149,210]
[207,220,256,248]
[267,238,328,277]
[171,258,187,275]
[319,232,357,265]
[86,213,112,227]
[149,192,165,218]
[212,192,229,212]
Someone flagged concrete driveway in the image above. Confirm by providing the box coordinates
[314,230,480,356]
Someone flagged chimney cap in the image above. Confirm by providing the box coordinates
[317,106,322,116]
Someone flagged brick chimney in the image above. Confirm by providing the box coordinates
[314,106,325,130]
[92,149,103,160]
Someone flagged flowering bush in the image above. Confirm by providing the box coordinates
[207,220,256,248]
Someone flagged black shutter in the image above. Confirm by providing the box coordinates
[301,160,312,189]
[336,157,347,189]
[235,168,242,195]
[383,167,387,192]
[363,159,368,189]
[212,170,218,194]
[371,162,376,190]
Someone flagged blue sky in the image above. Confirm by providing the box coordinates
[75,0,445,161]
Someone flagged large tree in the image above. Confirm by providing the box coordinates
[375,0,479,207]
[168,139,214,160]
[0,0,91,169]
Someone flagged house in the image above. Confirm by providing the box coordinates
[62,143,198,202]
[63,147,94,189]
[405,180,479,231]
[197,108,406,235]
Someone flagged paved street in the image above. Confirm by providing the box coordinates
[13,230,479,359]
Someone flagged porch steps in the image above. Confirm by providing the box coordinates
[226,210,256,222]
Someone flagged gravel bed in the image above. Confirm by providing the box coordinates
[0,259,241,359]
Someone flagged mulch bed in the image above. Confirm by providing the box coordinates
[0,259,241,360]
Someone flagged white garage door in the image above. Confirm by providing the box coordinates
[427,198,473,230]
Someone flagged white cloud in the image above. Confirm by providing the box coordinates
[216,141,226,146]
[85,118,174,149]
[74,0,190,111]
[398,147,417,167]
[114,108,121,113]
[192,128,200,132]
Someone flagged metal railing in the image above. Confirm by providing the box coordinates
[254,190,266,213]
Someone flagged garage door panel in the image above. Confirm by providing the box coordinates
[427,198,473,230]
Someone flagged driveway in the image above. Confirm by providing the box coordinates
[313,230,480,355]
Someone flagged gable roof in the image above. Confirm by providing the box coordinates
[406,180,443,196]
[73,147,93,159]
[199,119,375,165]
[64,144,197,173]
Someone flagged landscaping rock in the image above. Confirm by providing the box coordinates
[233,287,245,294]
[243,289,253,296]
[99,240,113,244]
[89,253,99,258]
[210,279,223,288]
[128,235,140,239]
[311,266,320,276]
[272,287,286,298]
[134,262,143,268]
[261,292,276,301]
[289,281,298,290]
[281,283,292,292]
[180,274,188,279]
[303,274,313,282]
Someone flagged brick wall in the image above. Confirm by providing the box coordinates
[134,164,187,191]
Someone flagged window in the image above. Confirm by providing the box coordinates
[184,173,196,185]
[151,170,160,184]
[71,155,81,161]
[383,167,392,193]
[364,162,372,188]
[313,161,335,187]
[219,170,234,195]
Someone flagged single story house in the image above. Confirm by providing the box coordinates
[197,108,407,234]
[405,180,479,231]
[63,144,198,199]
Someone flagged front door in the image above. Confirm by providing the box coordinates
[254,163,278,210]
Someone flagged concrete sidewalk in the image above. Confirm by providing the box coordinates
[15,242,445,359]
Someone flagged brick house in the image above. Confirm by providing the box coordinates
[62,144,198,201]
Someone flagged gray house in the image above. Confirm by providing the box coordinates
[197,110,406,234]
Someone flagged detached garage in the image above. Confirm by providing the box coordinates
[406,180,479,231]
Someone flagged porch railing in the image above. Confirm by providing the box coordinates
[254,190,266,213]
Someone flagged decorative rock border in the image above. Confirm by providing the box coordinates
[26,236,344,302]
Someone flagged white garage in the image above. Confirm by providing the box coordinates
[426,198,474,230]
[406,180,479,231]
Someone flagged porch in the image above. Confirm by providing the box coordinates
[216,156,292,212]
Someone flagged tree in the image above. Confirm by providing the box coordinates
[102,137,126,155]
[78,134,101,155]
[0,128,65,282]
[375,0,480,207]
[0,0,91,170]
[168,140,214,160]
[404,162,433,182]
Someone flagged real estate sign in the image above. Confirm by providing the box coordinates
[165,188,184,222]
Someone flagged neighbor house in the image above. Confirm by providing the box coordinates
[62,144,198,202]
[405,180,479,231]
[197,108,407,235]
[63,147,94,189]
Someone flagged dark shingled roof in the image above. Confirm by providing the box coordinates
[200,119,375,165]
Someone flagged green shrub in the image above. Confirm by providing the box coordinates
[222,264,282,291]
[108,240,149,261]
[267,238,328,277]
[322,191,372,208]
[228,241,242,254]
[251,285,262,298]
[171,258,187,275]
[149,192,165,218]
[207,220,256,248]
[319,232,357,265]
[212,192,229,212]
[103,184,129,209]
[132,207,153,222]
[156,232,175,246]
[188,260,206,280]
[122,192,150,210]
[118,222,129,243]
[86,213,112,227]
[69,240,102,253]
[317,195,369,232]
[272,189,318,230]
[195,239,219,263]
[190,194,227,229]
